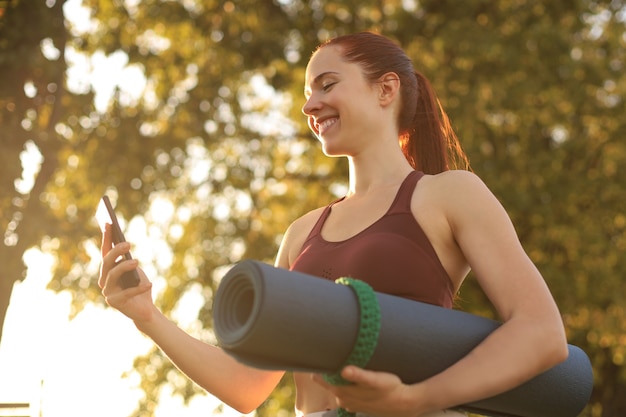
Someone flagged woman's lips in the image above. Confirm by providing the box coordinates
[317,117,338,135]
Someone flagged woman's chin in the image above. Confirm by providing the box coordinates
[321,145,348,158]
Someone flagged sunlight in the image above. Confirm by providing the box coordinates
[2,1,290,416]
[0,225,246,417]
[15,141,43,195]
[64,0,148,112]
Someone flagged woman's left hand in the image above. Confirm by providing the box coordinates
[312,366,426,417]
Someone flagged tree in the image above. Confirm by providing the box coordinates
[0,0,72,341]
[1,0,625,416]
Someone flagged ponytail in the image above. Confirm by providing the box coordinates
[401,71,470,174]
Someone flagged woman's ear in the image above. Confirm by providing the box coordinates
[377,72,401,107]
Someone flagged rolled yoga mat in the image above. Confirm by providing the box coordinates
[213,260,593,417]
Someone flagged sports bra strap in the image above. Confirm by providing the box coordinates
[304,171,424,240]
[386,171,424,215]
[307,198,342,237]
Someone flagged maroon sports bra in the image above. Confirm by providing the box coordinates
[290,170,454,308]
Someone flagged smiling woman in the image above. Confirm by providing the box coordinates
[95,31,570,417]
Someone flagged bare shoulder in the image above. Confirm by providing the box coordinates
[287,207,326,238]
[418,170,500,212]
[418,169,490,197]
[415,170,510,237]
[275,206,326,269]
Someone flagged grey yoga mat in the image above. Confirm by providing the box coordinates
[213,260,593,417]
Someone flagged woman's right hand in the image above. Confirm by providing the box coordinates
[98,223,155,324]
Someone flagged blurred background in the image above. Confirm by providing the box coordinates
[0,0,625,416]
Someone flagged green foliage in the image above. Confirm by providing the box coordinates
[1,0,625,416]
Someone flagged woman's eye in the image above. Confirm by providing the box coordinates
[322,82,337,91]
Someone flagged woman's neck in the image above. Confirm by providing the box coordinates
[346,146,413,197]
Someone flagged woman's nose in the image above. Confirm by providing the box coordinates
[301,94,320,116]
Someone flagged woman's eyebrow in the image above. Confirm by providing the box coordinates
[312,71,339,86]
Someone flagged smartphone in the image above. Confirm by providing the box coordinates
[95,195,140,288]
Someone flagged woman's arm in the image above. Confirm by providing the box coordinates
[132,302,284,413]
[99,226,284,413]
[411,170,569,411]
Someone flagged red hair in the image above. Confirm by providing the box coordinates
[316,32,470,174]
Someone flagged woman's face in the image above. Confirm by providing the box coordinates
[302,46,382,157]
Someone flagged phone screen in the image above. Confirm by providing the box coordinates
[96,195,140,288]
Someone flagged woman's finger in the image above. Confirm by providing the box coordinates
[102,271,152,310]
[100,223,113,257]
[99,240,132,289]
[101,256,138,292]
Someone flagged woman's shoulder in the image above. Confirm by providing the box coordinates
[289,206,327,235]
[276,206,327,268]
[417,169,511,232]
[418,169,490,200]
[422,169,484,185]
[415,170,503,222]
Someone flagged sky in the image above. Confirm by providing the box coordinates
[0,1,252,416]
[0,251,148,416]
[0,246,244,417]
